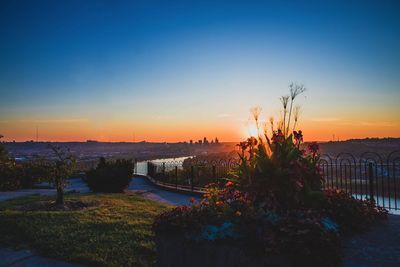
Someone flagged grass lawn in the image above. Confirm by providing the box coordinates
[0,193,170,267]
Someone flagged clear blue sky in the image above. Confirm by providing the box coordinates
[0,0,399,141]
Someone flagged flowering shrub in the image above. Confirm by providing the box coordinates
[153,183,342,266]
[154,85,387,267]
[153,181,343,266]
[321,189,387,234]
[153,181,255,239]
[235,128,324,211]
[154,143,386,266]
[199,222,240,241]
[272,211,341,267]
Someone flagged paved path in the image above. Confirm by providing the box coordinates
[0,178,90,202]
[0,248,84,267]
[342,215,400,267]
[0,176,197,205]
[128,175,200,206]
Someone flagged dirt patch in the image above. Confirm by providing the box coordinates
[16,200,99,211]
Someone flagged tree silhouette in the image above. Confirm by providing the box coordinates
[45,144,76,205]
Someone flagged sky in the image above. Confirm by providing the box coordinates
[0,0,399,142]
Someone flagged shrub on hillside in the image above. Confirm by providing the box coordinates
[321,189,387,234]
[0,162,21,191]
[0,160,55,191]
[153,181,342,267]
[85,158,134,193]
[0,136,48,191]
[153,85,387,267]
[0,136,19,191]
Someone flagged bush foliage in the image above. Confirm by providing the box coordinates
[154,85,387,267]
[321,189,387,234]
[0,138,50,191]
[85,157,134,193]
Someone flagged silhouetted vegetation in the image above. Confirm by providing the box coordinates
[0,135,52,191]
[154,84,387,267]
[43,144,76,205]
[85,157,134,193]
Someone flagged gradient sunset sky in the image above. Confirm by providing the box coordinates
[1,0,399,142]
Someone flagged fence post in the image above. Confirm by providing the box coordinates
[190,165,194,192]
[175,166,178,189]
[147,161,152,177]
[212,165,216,181]
[344,165,348,192]
[368,162,375,201]
[134,159,137,175]
[162,162,166,181]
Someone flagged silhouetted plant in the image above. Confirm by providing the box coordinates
[0,135,9,163]
[153,84,386,267]
[319,189,388,234]
[0,162,21,191]
[85,157,134,193]
[0,136,49,191]
[286,83,306,135]
[234,84,319,210]
[0,135,17,190]
[18,158,49,188]
[44,144,76,205]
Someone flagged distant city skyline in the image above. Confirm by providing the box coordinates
[1,1,399,142]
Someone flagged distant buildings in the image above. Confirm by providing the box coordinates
[191,137,220,145]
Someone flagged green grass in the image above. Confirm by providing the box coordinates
[0,193,170,267]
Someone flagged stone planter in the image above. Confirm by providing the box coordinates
[155,234,289,267]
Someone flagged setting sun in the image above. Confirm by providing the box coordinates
[246,123,259,138]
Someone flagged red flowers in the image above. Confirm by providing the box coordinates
[225,181,234,187]
[308,142,319,156]
[271,129,285,143]
[293,130,303,145]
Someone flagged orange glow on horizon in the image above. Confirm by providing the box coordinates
[0,116,399,143]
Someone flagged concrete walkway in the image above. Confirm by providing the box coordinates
[342,215,400,267]
[0,176,196,205]
[0,178,90,202]
[128,175,200,206]
[0,248,84,267]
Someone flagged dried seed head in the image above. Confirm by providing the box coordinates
[250,106,262,122]
[289,83,306,100]
[280,95,289,109]
[294,105,301,122]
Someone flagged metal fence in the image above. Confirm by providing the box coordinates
[142,157,239,192]
[136,151,400,211]
[319,151,400,210]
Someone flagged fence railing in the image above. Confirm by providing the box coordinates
[143,157,239,192]
[319,151,400,210]
[135,151,400,211]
